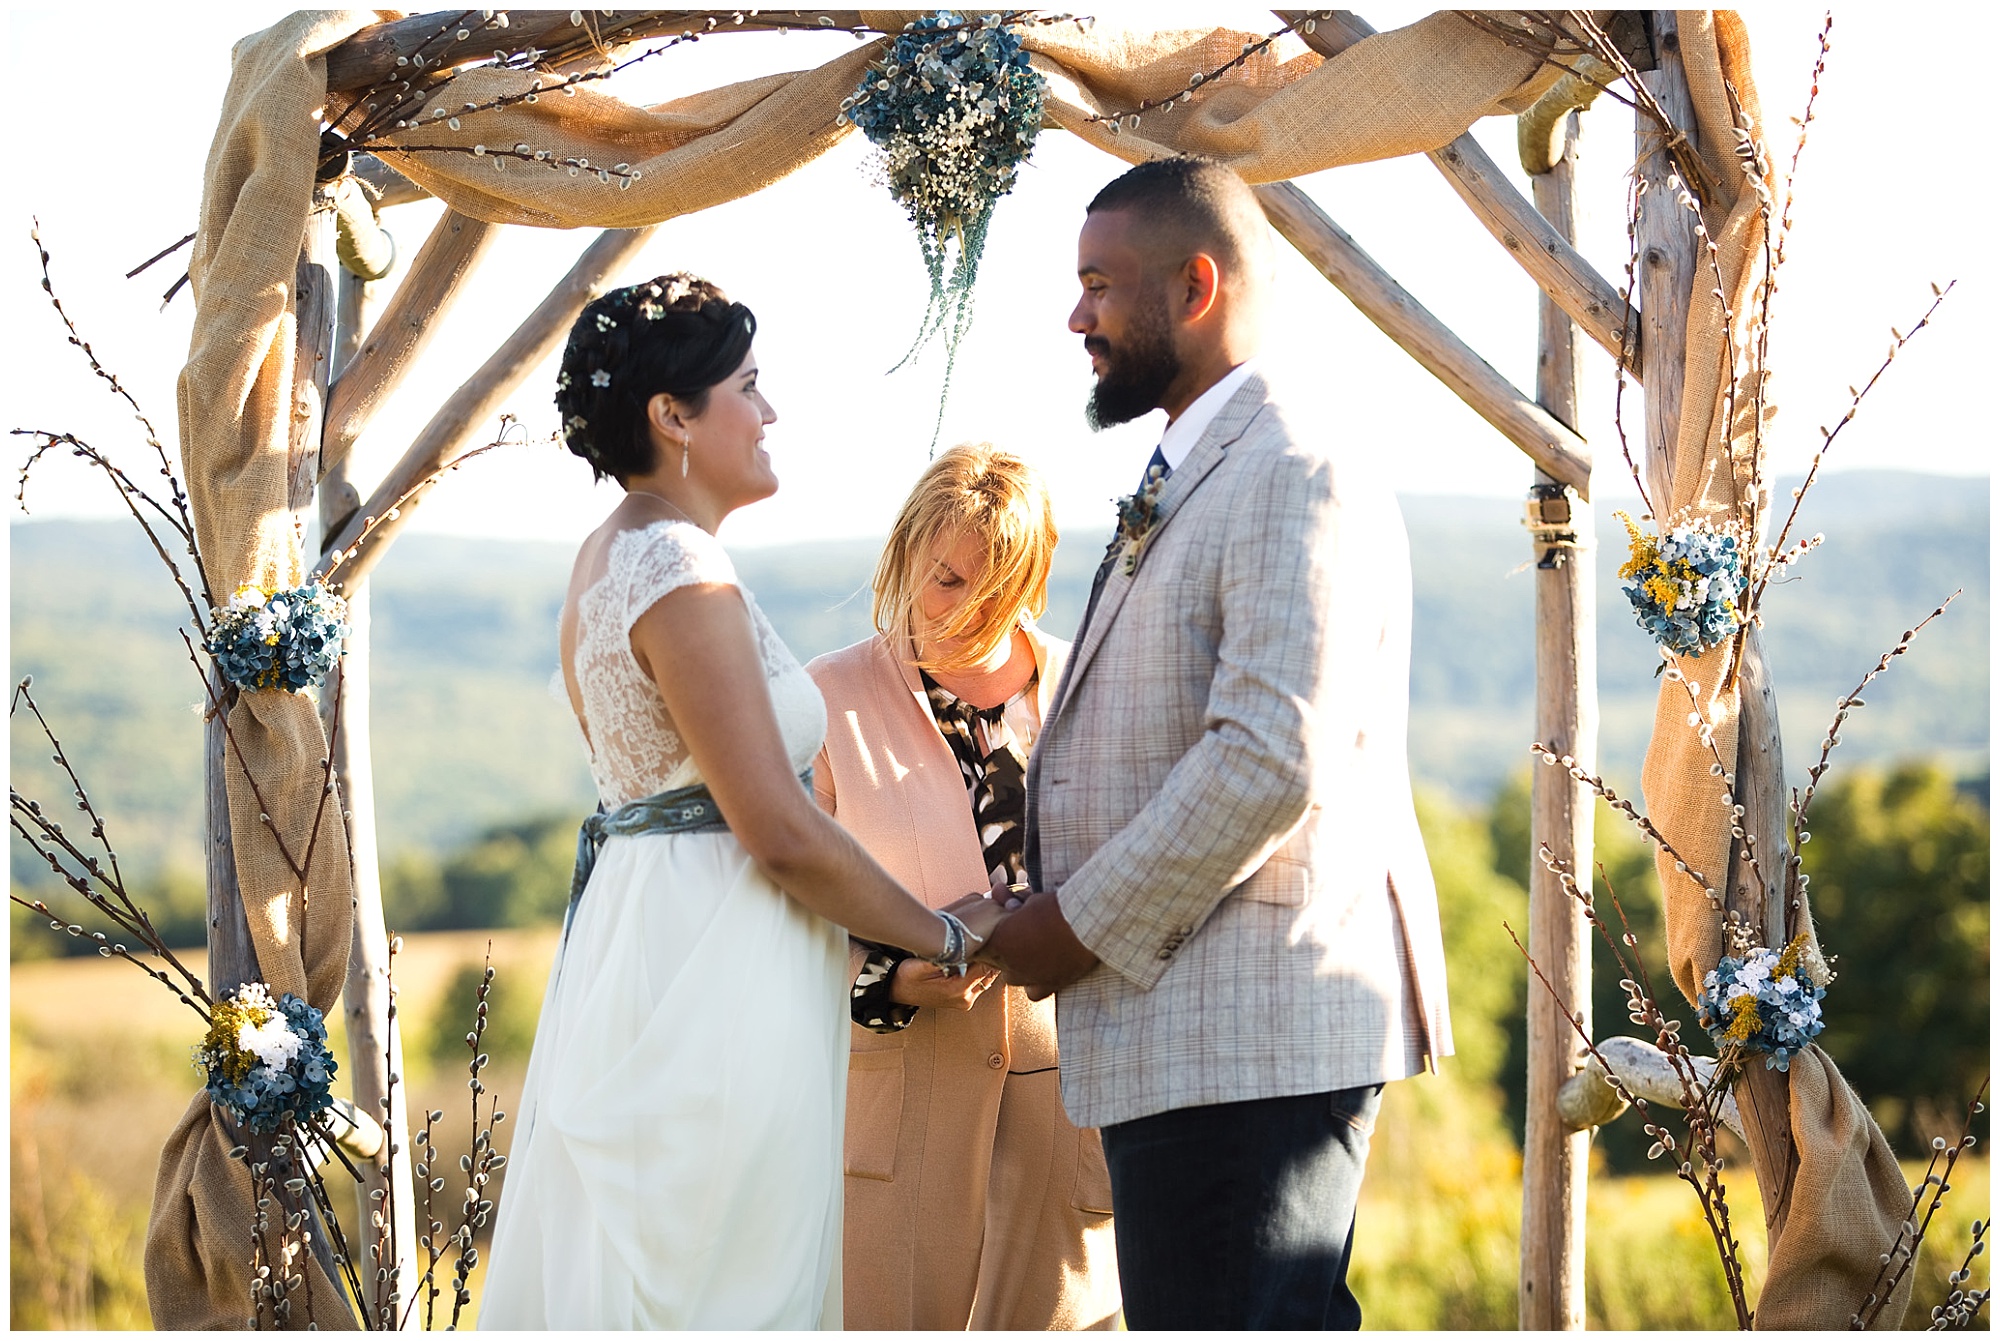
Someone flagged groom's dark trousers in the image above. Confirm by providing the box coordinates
[1100,1084,1382,1330]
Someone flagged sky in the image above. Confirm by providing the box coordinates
[4,7,1990,552]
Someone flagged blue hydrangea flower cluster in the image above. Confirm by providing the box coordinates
[196,982,338,1134]
[1695,942,1827,1072]
[205,583,348,693]
[842,12,1047,437]
[844,13,1045,242]
[1615,512,1747,656]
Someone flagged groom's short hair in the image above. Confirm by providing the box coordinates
[1086,156,1273,287]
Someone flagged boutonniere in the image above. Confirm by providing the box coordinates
[1113,463,1169,576]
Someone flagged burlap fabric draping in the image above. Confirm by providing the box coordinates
[146,11,383,1330]
[369,11,1567,221]
[1635,12,1912,1330]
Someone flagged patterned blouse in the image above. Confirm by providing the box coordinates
[850,670,1039,1032]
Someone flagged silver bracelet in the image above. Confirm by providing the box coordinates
[927,909,972,970]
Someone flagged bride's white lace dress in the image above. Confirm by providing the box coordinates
[481,519,846,1329]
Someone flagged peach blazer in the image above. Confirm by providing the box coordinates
[807,627,1120,1331]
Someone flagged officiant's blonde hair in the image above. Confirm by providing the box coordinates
[874,443,1057,676]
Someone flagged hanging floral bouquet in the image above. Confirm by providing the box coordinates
[195,982,338,1133]
[1695,936,1828,1072]
[842,11,1047,437]
[1615,512,1746,656]
[205,582,349,693]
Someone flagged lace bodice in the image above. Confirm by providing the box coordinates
[570,520,826,808]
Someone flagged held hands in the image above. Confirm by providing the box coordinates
[976,888,1099,1001]
[889,956,1000,1011]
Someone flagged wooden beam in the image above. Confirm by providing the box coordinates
[1256,181,1592,496]
[316,226,660,590]
[321,210,498,479]
[1281,11,1645,378]
[1729,630,1802,1243]
[1519,112,1594,1335]
[1635,11,1696,507]
[326,10,874,96]
[321,264,419,1328]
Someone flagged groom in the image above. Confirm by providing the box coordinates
[981,157,1453,1329]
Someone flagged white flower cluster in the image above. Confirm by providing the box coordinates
[232,981,305,1081]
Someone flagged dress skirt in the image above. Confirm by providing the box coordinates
[480,829,849,1329]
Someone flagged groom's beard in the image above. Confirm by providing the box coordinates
[1084,291,1181,431]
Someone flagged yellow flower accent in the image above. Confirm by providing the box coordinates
[1723,992,1762,1042]
[1774,933,1810,979]
[199,997,273,1085]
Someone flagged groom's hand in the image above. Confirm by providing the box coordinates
[979,889,1099,1000]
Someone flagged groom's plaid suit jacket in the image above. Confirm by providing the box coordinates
[1026,371,1453,1130]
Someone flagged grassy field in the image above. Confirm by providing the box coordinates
[11,929,1988,1329]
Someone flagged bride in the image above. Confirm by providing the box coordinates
[480,275,1001,1329]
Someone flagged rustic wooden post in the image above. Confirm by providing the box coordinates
[197,180,346,1308]
[1635,12,1695,510]
[1518,109,1595,1333]
[323,240,420,1324]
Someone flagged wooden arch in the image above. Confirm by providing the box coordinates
[168,9,1896,1331]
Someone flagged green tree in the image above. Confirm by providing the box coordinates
[379,814,577,933]
[1799,762,1989,1151]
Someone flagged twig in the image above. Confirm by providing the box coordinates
[14,430,211,637]
[1531,742,1723,910]
[1855,1081,1989,1328]
[1509,852,1753,1326]
[125,231,196,279]
[25,223,211,608]
[319,439,502,586]
[1757,284,1954,605]
[1792,593,1959,838]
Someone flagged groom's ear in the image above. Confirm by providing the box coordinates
[1179,253,1223,324]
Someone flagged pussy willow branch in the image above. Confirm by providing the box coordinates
[1530,743,1723,909]
[1774,15,1832,275]
[1561,9,1723,205]
[320,440,502,587]
[14,673,122,886]
[9,683,212,1012]
[1758,283,1954,603]
[1927,1208,1991,1330]
[14,430,212,639]
[1856,1081,1989,1328]
[448,949,504,1330]
[1792,592,1959,837]
[1508,856,1752,1326]
[26,224,211,608]
[1610,176,1655,518]
[1082,13,1316,129]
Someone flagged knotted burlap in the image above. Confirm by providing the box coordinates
[146,11,383,1329]
[1635,13,1913,1329]
[166,7,1915,1328]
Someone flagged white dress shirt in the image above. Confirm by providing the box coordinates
[1156,358,1260,472]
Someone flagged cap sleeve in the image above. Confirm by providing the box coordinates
[612,519,739,638]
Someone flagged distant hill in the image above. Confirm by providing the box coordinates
[10,470,1986,884]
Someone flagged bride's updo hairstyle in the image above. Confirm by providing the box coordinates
[554,273,757,483]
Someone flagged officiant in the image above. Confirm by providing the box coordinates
[807,444,1121,1330]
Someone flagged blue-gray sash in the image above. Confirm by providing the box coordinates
[565,769,813,939]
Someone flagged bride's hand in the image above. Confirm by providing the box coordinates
[945,890,1008,944]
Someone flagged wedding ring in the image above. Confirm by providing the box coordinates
[1007,881,1031,896]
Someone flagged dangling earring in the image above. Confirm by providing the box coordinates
[680,433,690,478]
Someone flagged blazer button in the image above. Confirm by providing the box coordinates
[1157,949,1173,961]
[987,1052,1006,1070]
